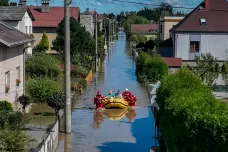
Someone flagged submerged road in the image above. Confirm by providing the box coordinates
[56,32,158,152]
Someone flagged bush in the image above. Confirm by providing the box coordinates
[136,51,168,82]
[46,91,65,117]
[136,42,145,48]
[33,31,49,53]
[71,66,89,78]
[17,94,30,110]
[0,100,13,111]
[0,110,23,128]
[156,67,228,152]
[25,53,61,79]
[26,78,60,102]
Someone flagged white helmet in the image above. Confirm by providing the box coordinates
[125,88,128,91]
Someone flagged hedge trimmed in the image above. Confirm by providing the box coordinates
[136,51,168,82]
[156,67,228,152]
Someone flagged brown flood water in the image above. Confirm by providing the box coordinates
[56,32,158,152]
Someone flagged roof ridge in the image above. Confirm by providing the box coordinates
[170,2,203,32]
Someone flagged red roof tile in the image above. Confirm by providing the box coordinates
[60,64,76,72]
[28,6,79,27]
[171,0,228,32]
[162,57,182,67]
[131,24,159,34]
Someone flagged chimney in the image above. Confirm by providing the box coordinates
[41,0,50,13]
[18,0,26,6]
[205,0,209,10]
[10,2,17,6]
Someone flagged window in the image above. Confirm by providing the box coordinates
[29,26,32,34]
[16,66,20,80]
[190,41,200,52]
[5,71,10,93]
[200,18,207,25]
[26,26,28,34]
[160,25,163,33]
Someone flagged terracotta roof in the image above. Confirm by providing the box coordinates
[60,64,76,72]
[162,57,182,67]
[171,0,228,32]
[131,24,159,34]
[28,6,79,27]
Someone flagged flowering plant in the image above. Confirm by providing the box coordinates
[16,79,21,86]
[5,85,10,93]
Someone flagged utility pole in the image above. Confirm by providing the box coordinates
[95,12,98,72]
[64,0,71,134]
[104,19,107,51]
[108,19,111,44]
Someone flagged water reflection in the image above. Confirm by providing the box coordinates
[93,108,137,129]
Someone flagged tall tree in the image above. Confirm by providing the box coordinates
[52,17,95,68]
[0,0,8,6]
[194,53,219,88]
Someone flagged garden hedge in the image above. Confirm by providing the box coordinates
[156,67,228,152]
[136,51,168,82]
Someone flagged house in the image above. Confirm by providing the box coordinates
[80,8,107,37]
[0,2,34,55]
[0,21,34,105]
[170,0,228,61]
[80,13,94,36]
[28,0,79,54]
[162,57,182,72]
[130,24,159,41]
[159,16,184,41]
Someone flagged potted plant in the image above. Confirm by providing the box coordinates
[16,79,21,86]
[5,85,10,93]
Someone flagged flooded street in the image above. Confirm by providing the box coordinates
[56,32,158,152]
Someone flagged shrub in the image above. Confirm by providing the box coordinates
[0,111,23,128]
[33,31,49,53]
[26,78,60,102]
[17,94,30,110]
[71,66,89,78]
[46,91,65,117]
[0,100,13,111]
[156,67,228,152]
[136,51,168,82]
[25,53,61,79]
[136,42,145,48]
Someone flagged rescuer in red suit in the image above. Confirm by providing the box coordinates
[129,94,137,107]
[126,92,136,107]
[94,90,104,110]
[122,88,130,99]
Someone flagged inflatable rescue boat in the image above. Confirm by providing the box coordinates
[103,97,129,109]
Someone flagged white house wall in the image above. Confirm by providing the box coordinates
[0,43,24,105]
[175,33,228,60]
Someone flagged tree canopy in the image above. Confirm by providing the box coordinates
[0,0,8,6]
[52,17,95,68]
[157,67,228,152]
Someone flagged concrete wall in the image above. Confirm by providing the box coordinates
[37,121,59,152]
[80,15,94,36]
[0,43,24,104]
[174,33,228,60]
[159,16,184,41]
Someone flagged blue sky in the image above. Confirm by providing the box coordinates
[12,0,202,14]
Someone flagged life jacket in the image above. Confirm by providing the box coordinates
[95,95,104,104]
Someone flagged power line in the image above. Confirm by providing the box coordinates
[108,0,195,10]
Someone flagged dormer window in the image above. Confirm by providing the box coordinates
[200,18,207,25]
